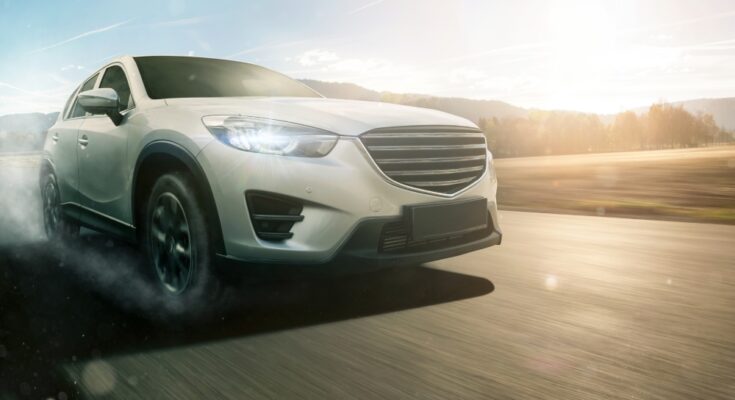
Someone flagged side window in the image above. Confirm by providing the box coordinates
[69,73,99,118]
[99,66,133,111]
[61,87,78,119]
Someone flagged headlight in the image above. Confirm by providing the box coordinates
[202,115,338,157]
[487,151,497,182]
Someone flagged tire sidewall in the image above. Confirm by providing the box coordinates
[143,172,219,317]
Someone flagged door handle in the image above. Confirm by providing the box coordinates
[51,133,59,143]
[78,135,89,147]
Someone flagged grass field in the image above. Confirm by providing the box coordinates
[495,146,735,224]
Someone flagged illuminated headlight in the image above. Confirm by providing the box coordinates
[487,151,497,182]
[202,115,338,157]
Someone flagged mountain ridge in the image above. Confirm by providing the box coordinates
[646,97,735,131]
[302,80,735,131]
[300,79,528,123]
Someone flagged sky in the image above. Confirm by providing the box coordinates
[1,0,735,115]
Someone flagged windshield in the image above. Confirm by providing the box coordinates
[134,56,321,99]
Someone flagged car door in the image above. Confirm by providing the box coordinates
[49,73,99,209]
[77,64,135,225]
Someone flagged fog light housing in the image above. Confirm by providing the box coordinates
[246,191,304,241]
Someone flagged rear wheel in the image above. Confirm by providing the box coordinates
[41,173,79,241]
[143,172,221,318]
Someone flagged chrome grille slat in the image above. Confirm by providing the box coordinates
[360,127,487,195]
[385,165,485,177]
[402,176,477,187]
[375,155,486,164]
[367,144,487,151]
[364,132,485,138]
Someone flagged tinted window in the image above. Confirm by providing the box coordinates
[70,73,99,118]
[135,56,320,99]
[99,65,133,110]
[62,88,77,119]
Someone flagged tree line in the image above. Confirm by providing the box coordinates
[480,104,734,158]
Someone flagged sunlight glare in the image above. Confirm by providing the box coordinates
[546,0,618,110]
[545,275,559,290]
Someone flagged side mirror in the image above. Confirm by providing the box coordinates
[78,88,124,125]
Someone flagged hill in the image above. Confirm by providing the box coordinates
[673,98,735,131]
[301,79,527,123]
[631,98,735,131]
[303,80,735,133]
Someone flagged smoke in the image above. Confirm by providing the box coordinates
[0,155,45,245]
[0,154,227,322]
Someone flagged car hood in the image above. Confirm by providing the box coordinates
[164,97,478,136]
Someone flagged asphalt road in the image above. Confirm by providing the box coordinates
[1,207,734,399]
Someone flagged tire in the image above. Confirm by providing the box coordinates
[41,173,79,241]
[143,171,221,319]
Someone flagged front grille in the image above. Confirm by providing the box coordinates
[360,126,488,195]
[246,191,304,241]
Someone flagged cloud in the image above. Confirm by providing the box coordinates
[673,37,735,52]
[90,54,120,65]
[288,50,436,94]
[293,49,395,75]
[652,33,673,42]
[620,9,735,36]
[47,73,73,87]
[297,49,339,66]
[449,68,488,85]
[442,42,547,64]
[348,0,387,15]
[226,39,308,59]
[60,64,85,72]
[151,16,208,28]
[28,19,132,54]
[327,57,393,74]
[0,81,74,116]
[0,81,37,95]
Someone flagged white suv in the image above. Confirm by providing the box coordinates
[42,55,502,301]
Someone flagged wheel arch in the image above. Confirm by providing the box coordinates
[132,141,225,254]
[39,157,55,183]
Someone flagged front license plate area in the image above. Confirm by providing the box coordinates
[410,198,488,242]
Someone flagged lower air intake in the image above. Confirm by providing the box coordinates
[379,212,493,254]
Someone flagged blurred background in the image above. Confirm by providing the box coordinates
[1,1,735,399]
[1,0,733,224]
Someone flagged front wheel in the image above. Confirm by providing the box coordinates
[143,172,221,318]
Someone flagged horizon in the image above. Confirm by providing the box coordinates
[2,0,735,115]
[2,76,734,119]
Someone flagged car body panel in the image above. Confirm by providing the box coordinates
[43,55,501,266]
[164,97,477,136]
[44,118,83,207]
[197,137,499,263]
[77,115,130,222]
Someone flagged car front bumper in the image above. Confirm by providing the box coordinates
[197,137,501,266]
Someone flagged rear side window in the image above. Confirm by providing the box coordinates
[69,73,99,118]
[99,65,133,111]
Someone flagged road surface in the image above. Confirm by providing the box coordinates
[1,207,734,399]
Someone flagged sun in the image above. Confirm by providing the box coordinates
[544,0,620,110]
